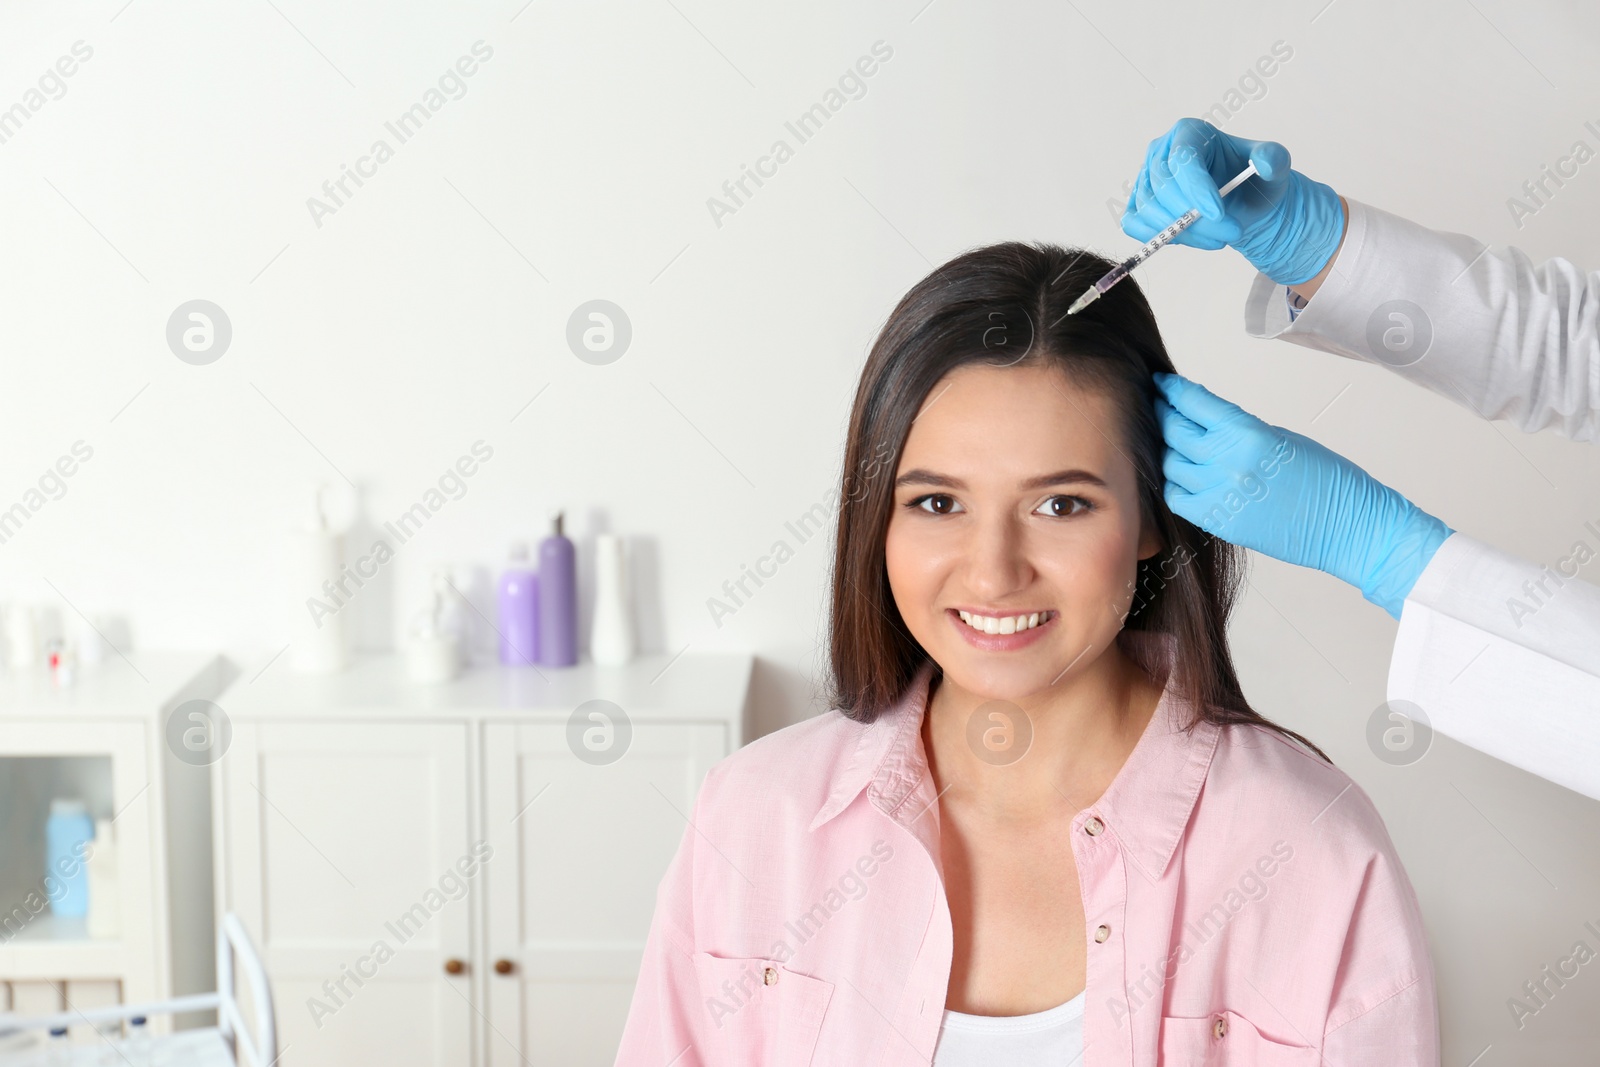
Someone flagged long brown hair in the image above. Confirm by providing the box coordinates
[826,241,1329,761]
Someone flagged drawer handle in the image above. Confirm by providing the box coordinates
[444,958,467,976]
[494,958,515,976]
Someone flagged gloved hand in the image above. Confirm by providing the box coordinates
[1121,117,1346,287]
[1153,372,1453,619]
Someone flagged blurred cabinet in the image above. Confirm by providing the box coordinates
[482,720,725,1066]
[0,653,228,1042]
[213,652,750,1067]
[214,721,474,1066]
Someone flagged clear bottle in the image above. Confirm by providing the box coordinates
[123,1014,153,1066]
[45,1026,71,1067]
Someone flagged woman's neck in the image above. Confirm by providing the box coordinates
[921,641,1164,822]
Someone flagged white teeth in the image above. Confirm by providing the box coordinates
[956,609,1052,634]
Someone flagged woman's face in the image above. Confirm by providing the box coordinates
[884,361,1161,701]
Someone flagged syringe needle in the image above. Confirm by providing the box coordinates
[1066,161,1258,315]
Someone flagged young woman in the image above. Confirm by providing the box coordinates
[615,243,1439,1066]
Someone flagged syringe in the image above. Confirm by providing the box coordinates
[1066,162,1259,316]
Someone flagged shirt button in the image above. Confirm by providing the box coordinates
[763,967,778,986]
[1083,816,1104,837]
[1094,924,1111,943]
[1213,1016,1228,1039]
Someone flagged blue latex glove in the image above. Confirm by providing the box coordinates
[1153,372,1453,619]
[1121,117,1346,287]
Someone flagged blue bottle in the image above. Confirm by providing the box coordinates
[46,799,93,917]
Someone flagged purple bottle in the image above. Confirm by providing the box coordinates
[497,542,539,665]
[537,512,577,666]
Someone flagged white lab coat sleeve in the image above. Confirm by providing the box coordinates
[1390,532,1600,801]
[1242,197,1600,443]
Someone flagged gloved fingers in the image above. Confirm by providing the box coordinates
[1152,372,1247,433]
[1138,142,1203,225]
[1140,123,1178,185]
[1124,172,1144,218]
[1153,395,1209,459]
[1147,146,1205,223]
[1120,166,1163,241]
[1166,118,1229,221]
[1238,136,1292,183]
[1133,130,1247,245]
[1161,480,1193,509]
[1172,227,1233,251]
[1120,210,1162,243]
[1130,156,1160,218]
[1160,450,1212,495]
[1124,127,1239,247]
[1160,481,1215,532]
[1124,170,1234,249]
[1124,166,1189,243]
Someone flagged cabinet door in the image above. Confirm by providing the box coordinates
[0,722,156,1002]
[217,721,475,1067]
[482,720,727,1067]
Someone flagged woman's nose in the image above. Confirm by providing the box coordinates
[962,516,1032,595]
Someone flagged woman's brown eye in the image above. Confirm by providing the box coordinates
[912,493,959,515]
[1040,495,1091,517]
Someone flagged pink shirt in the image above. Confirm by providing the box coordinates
[615,630,1440,1065]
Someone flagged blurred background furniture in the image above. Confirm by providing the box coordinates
[0,654,228,1042]
[211,651,751,1066]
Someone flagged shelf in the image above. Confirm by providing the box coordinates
[221,651,755,721]
[0,653,226,719]
[1,913,116,945]
[0,912,126,979]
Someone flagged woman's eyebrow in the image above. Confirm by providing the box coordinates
[893,468,1108,490]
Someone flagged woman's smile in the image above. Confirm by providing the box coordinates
[948,607,1058,651]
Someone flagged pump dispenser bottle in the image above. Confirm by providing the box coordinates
[537,512,576,666]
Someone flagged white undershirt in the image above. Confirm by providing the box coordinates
[931,990,1086,1066]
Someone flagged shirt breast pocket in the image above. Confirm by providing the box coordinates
[1158,1010,1321,1066]
[693,952,834,1067]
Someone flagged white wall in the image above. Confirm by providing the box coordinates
[1,0,1598,1058]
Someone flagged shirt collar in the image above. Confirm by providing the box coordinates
[809,630,1220,882]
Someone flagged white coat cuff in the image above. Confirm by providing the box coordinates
[1241,197,1378,356]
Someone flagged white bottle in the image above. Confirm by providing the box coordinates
[86,818,119,939]
[4,604,38,669]
[287,485,350,674]
[405,573,464,684]
[72,611,113,665]
[590,534,635,665]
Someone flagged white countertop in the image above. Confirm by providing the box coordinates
[0,653,226,718]
[219,650,755,720]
